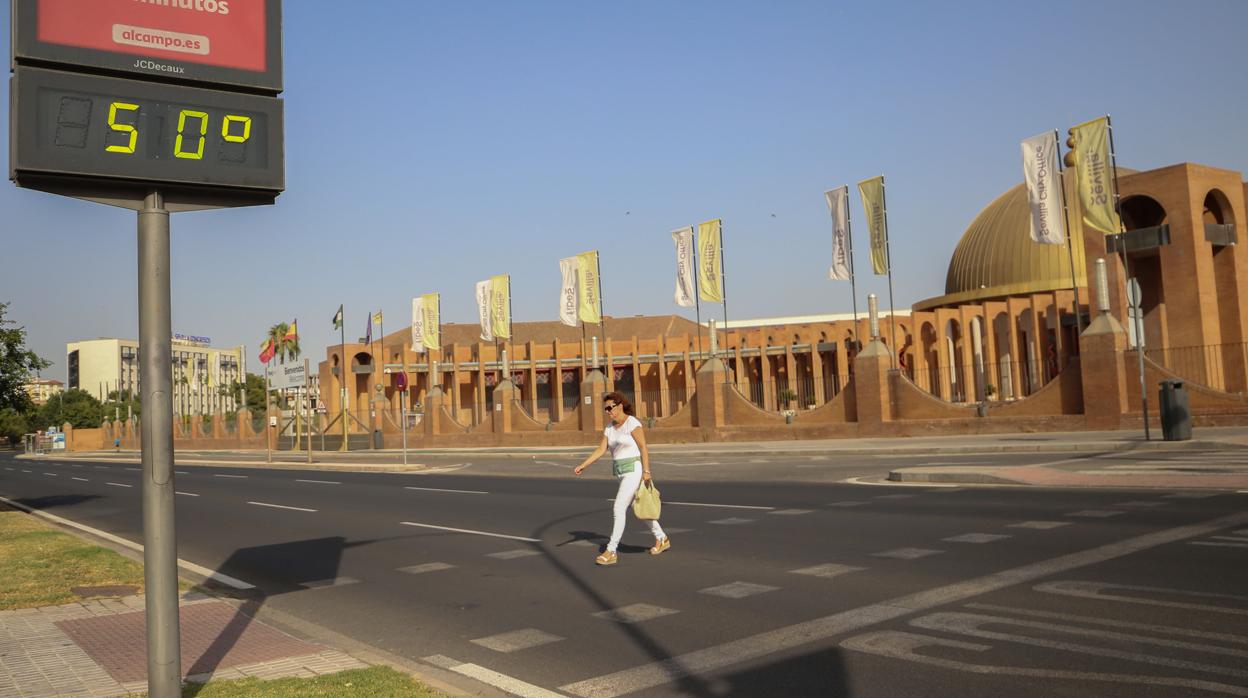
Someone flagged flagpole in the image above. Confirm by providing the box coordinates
[595,250,607,369]
[378,310,387,418]
[1106,114,1150,441]
[845,186,861,346]
[879,177,898,368]
[690,228,705,364]
[339,307,348,452]
[1054,130,1085,336]
[719,222,729,359]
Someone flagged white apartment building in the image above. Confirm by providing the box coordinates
[66,337,246,416]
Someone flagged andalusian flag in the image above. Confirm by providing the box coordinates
[332,305,343,330]
[576,251,601,325]
[491,274,511,339]
[1066,116,1120,234]
[858,176,889,275]
[697,219,724,302]
[421,292,440,350]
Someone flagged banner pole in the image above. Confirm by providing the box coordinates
[719,222,729,359]
[845,186,861,351]
[690,228,705,364]
[1106,115,1150,441]
[1054,130,1085,337]
[339,309,348,452]
[595,251,608,368]
[879,178,898,369]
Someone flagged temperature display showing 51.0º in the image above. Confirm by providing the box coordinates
[12,67,284,193]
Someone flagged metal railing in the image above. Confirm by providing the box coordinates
[1142,342,1248,393]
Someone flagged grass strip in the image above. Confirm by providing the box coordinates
[172,666,446,697]
[0,509,149,610]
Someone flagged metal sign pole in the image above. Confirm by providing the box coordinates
[400,387,408,466]
[138,191,181,698]
[305,358,313,464]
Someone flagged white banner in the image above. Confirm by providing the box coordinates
[410,297,425,352]
[558,256,579,327]
[825,186,852,280]
[476,280,494,342]
[266,362,307,391]
[672,226,696,308]
[1021,131,1067,245]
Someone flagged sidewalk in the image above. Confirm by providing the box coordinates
[0,591,369,698]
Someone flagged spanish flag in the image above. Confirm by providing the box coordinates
[258,339,276,364]
[283,320,298,342]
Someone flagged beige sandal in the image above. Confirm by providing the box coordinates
[595,551,618,566]
[649,537,671,555]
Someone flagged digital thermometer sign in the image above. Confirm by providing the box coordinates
[11,67,284,194]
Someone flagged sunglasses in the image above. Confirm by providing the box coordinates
[603,404,618,411]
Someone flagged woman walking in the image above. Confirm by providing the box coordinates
[574,392,670,565]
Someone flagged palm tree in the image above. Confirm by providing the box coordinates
[267,322,302,364]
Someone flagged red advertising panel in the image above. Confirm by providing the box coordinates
[37,0,266,72]
[12,0,283,92]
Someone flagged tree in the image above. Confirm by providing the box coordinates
[267,322,301,364]
[0,302,50,412]
[101,389,141,422]
[241,373,267,413]
[0,408,28,446]
[33,389,103,430]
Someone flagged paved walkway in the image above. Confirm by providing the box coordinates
[0,592,367,697]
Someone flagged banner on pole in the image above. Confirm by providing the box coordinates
[1021,131,1067,245]
[491,274,511,339]
[421,292,440,350]
[475,280,493,342]
[577,251,601,325]
[697,219,723,302]
[672,226,696,307]
[410,297,425,352]
[858,176,889,275]
[558,256,579,327]
[825,186,852,280]
[1066,116,1120,234]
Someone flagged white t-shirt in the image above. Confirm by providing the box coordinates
[604,415,643,461]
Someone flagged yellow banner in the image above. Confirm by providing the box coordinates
[697,219,724,302]
[858,176,889,275]
[421,292,440,350]
[576,251,601,325]
[491,274,511,339]
[1067,117,1120,234]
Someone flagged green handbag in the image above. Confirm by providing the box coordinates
[632,479,662,520]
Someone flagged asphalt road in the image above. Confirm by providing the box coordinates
[2,449,1247,697]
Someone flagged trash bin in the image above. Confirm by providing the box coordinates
[373,429,383,449]
[1158,380,1192,441]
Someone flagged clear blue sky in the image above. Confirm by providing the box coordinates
[4,0,1247,381]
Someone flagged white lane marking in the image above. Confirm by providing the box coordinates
[844,476,967,488]
[214,474,247,479]
[20,469,31,473]
[398,563,455,575]
[874,494,918,500]
[828,501,869,507]
[872,548,944,560]
[943,533,1012,544]
[0,494,253,589]
[1036,581,1248,616]
[535,460,573,468]
[471,629,565,653]
[93,466,109,470]
[125,467,140,471]
[302,577,360,589]
[424,654,565,698]
[667,501,773,511]
[708,517,755,525]
[175,471,189,475]
[912,611,1248,676]
[1008,521,1071,530]
[3,467,12,471]
[965,603,1248,645]
[1117,501,1164,508]
[71,477,89,482]
[789,564,865,579]
[405,485,488,495]
[247,501,316,513]
[1066,510,1124,518]
[43,472,58,477]
[1211,535,1248,543]
[592,604,679,624]
[1191,541,1248,548]
[400,521,539,542]
[106,482,132,488]
[768,509,813,516]
[558,510,1248,698]
[700,582,779,599]
[175,492,199,497]
[71,464,83,468]
[1164,492,1218,499]
[487,549,542,560]
[296,479,341,485]
[841,631,1248,696]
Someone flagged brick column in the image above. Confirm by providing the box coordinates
[492,378,516,434]
[854,339,895,434]
[580,369,606,434]
[423,386,444,436]
[695,357,728,431]
[1080,312,1129,430]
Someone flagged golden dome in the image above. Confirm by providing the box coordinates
[915,171,1089,310]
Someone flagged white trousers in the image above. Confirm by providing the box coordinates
[608,468,665,552]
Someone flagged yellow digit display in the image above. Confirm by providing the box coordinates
[174,109,209,160]
[222,115,252,143]
[105,102,139,154]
